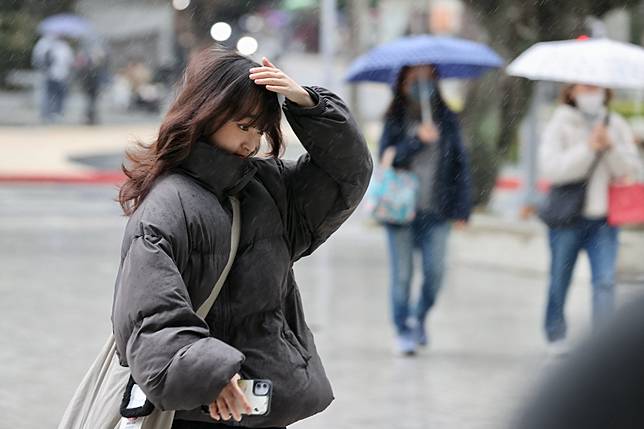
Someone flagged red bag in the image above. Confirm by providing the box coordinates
[608,183,644,226]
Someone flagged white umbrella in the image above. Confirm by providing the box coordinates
[507,38,644,89]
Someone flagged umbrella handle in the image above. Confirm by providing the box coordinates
[418,77,435,126]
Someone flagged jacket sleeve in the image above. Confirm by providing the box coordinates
[378,119,424,168]
[604,115,643,180]
[539,113,596,185]
[280,86,373,260]
[112,192,244,411]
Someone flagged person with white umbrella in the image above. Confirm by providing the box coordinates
[508,37,643,353]
[540,83,641,352]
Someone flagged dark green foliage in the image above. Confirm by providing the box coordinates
[0,0,77,87]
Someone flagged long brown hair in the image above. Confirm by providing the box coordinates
[118,47,283,215]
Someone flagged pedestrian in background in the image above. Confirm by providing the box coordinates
[539,83,642,354]
[74,38,108,125]
[31,34,74,123]
[378,65,471,355]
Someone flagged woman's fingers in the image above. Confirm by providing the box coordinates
[253,78,289,87]
[248,60,307,104]
[214,378,252,422]
[250,70,288,87]
[216,397,231,421]
[249,66,278,74]
[249,71,283,80]
[231,379,253,414]
[262,57,277,68]
[249,69,291,90]
[208,374,250,422]
[265,85,288,94]
[223,393,242,422]
[208,402,220,421]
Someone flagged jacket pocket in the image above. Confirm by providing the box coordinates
[281,327,312,367]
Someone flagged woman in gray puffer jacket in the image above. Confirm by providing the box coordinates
[112,49,372,428]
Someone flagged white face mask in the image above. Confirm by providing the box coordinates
[575,92,605,116]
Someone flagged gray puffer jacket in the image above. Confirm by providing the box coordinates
[111,87,372,427]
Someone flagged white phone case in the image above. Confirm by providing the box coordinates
[238,379,272,416]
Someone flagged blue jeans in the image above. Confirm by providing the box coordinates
[42,78,67,121]
[385,214,451,335]
[545,218,619,342]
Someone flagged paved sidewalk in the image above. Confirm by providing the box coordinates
[0,123,157,179]
[3,184,643,429]
[0,121,316,182]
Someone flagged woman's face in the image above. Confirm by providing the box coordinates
[571,84,604,98]
[208,117,264,158]
[402,66,436,97]
[570,84,607,115]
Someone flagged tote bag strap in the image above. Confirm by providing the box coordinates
[196,196,241,319]
[584,114,610,183]
[584,152,604,184]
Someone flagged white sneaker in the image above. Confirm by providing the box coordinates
[396,334,417,356]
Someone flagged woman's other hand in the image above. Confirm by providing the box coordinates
[417,122,439,144]
[208,374,252,422]
[381,146,397,168]
[249,57,315,107]
[590,123,612,152]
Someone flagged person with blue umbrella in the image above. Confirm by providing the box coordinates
[349,35,502,355]
[378,65,471,355]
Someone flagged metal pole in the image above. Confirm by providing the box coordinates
[418,77,434,125]
[320,0,337,91]
[348,0,368,126]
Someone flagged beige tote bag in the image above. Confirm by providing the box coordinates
[58,197,241,429]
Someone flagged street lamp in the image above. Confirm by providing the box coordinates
[172,0,190,11]
[210,22,232,42]
[237,36,258,56]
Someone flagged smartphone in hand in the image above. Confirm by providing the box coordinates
[238,379,272,416]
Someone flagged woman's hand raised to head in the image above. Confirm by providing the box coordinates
[249,57,315,107]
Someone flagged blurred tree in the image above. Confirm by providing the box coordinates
[461,0,641,206]
[630,2,644,44]
[0,0,76,87]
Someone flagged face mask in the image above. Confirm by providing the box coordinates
[408,79,435,103]
[575,92,605,116]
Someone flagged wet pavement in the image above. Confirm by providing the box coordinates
[1,184,641,429]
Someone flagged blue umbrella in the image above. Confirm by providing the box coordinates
[346,35,503,84]
[38,14,94,38]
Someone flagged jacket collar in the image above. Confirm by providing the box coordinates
[178,140,257,199]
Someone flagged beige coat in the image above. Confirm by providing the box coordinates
[539,104,642,218]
